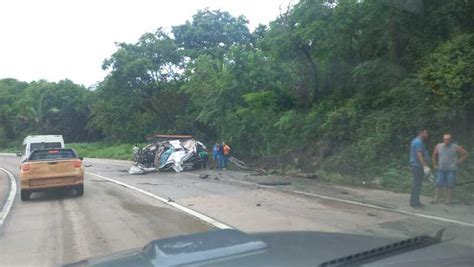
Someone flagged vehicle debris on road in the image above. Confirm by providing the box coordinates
[199,174,209,179]
[128,165,156,175]
[130,135,207,174]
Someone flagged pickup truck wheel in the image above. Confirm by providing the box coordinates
[76,184,84,196]
[21,190,31,201]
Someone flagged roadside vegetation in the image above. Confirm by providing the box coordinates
[0,0,473,202]
[67,143,136,161]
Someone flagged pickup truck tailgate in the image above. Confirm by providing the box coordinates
[29,160,79,178]
[26,160,82,186]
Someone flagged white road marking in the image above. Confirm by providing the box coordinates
[85,171,233,230]
[185,173,474,228]
[0,168,17,228]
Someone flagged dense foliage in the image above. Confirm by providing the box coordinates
[1,1,473,178]
[0,79,93,146]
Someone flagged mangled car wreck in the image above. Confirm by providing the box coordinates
[130,135,207,174]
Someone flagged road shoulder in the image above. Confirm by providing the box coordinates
[82,158,474,227]
[0,167,17,229]
[195,169,474,227]
[0,171,9,210]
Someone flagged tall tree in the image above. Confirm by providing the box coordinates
[172,9,254,59]
[90,29,185,141]
[4,80,91,142]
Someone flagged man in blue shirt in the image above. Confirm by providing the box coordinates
[409,128,430,208]
[212,142,223,170]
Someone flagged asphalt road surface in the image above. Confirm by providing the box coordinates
[0,155,211,266]
[1,154,473,266]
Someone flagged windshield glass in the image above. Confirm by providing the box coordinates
[30,142,62,151]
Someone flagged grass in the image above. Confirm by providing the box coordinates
[67,142,137,160]
[0,140,22,153]
[0,141,137,160]
[0,147,19,153]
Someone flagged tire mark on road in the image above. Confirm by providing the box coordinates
[86,171,233,230]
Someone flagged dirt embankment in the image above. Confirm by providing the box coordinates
[246,140,336,173]
[233,141,474,204]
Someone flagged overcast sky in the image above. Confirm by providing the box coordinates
[0,0,293,87]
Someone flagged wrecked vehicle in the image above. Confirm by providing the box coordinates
[130,135,207,174]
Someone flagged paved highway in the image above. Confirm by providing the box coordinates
[1,154,473,266]
[0,155,211,266]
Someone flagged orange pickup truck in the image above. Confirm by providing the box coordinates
[19,148,84,201]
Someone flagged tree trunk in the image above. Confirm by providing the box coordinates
[301,45,320,102]
[390,6,402,65]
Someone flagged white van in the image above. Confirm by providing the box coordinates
[20,135,65,162]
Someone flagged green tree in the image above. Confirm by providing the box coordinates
[90,29,184,142]
[172,9,254,59]
[421,33,474,138]
[0,79,28,144]
[13,80,91,141]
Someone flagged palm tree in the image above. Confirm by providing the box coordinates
[27,93,59,133]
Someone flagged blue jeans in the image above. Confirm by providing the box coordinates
[219,155,225,170]
[410,165,424,206]
[223,155,230,168]
[436,170,456,188]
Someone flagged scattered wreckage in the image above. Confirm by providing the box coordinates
[129,135,207,174]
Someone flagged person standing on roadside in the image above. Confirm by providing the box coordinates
[212,142,223,170]
[222,142,231,170]
[218,142,225,170]
[409,128,430,208]
[432,134,469,204]
[199,149,209,170]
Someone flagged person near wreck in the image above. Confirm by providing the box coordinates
[213,142,223,170]
[409,128,430,209]
[222,142,231,169]
[199,149,209,170]
[432,133,469,204]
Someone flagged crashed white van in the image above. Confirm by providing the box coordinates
[20,135,65,162]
